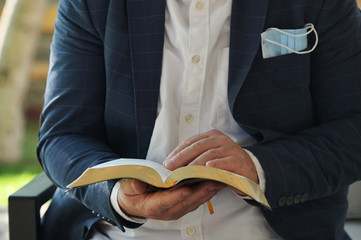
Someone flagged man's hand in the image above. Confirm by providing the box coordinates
[117,179,223,220]
[164,129,259,185]
[117,129,256,220]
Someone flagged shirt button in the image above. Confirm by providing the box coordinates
[185,114,194,123]
[195,1,204,10]
[191,55,201,64]
[186,226,196,236]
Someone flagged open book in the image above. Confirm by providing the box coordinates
[67,158,270,209]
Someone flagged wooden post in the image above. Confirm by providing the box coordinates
[0,0,47,162]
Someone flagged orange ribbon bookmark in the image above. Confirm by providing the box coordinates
[206,200,214,215]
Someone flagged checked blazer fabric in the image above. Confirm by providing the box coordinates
[38,0,361,239]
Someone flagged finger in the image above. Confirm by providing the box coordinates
[165,130,223,161]
[206,157,240,173]
[120,179,150,195]
[165,133,209,161]
[206,156,259,184]
[140,187,193,219]
[154,187,193,208]
[187,147,226,166]
[171,138,219,167]
[118,184,193,219]
[162,181,224,219]
[164,132,222,170]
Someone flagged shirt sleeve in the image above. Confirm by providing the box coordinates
[244,149,266,193]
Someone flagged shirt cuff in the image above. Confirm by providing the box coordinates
[110,180,148,224]
[243,149,266,193]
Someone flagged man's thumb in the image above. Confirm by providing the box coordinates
[120,179,149,195]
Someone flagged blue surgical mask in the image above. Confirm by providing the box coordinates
[261,23,318,59]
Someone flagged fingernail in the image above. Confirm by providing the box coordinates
[206,161,215,167]
[163,160,174,169]
[163,161,168,167]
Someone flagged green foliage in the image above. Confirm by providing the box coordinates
[0,164,42,206]
[0,121,42,207]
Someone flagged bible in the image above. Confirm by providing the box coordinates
[67,158,270,211]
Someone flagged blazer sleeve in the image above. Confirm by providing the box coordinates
[246,0,361,209]
[37,0,142,230]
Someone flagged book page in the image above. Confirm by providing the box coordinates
[166,165,270,209]
[91,158,172,181]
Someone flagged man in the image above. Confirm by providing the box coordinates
[38,0,361,239]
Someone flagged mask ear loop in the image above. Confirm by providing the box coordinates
[262,23,318,55]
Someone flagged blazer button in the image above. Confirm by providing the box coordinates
[278,197,287,207]
[301,193,309,203]
[286,196,294,206]
[294,194,302,204]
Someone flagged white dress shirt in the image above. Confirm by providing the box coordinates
[89,0,281,239]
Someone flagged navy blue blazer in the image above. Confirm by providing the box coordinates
[38,0,361,239]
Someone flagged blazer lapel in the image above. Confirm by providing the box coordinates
[127,0,166,157]
[228,0,268,111]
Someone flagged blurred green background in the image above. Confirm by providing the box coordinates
[0,0,59,207]
[0,122,42,206]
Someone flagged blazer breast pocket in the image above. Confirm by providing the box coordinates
[261,52,311,74]
[244,51,312,96]
[259,53,312,102]
[234,52,314,134]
